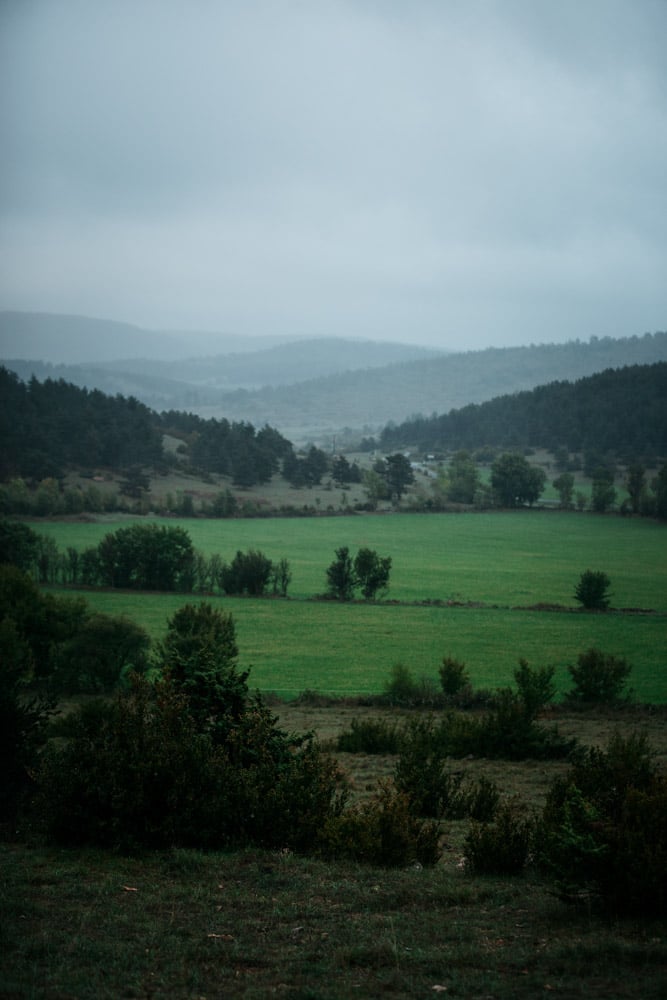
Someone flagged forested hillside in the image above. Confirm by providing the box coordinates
[209,331,667,437]
[380,362,667,461]
[0,367,293,487]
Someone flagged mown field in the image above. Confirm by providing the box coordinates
[36,511,667,702]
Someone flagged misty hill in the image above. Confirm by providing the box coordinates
[380,362,667,461]
[0,311,442,408]
[211,332,667,439]
[0,311,295,364]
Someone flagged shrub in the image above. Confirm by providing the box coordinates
[35,675,344,853]
[319,780,441,867]
[383,663,420,705]
[50,613,151,694]
[393,717,500,821]
[474,689,574,761]
[394,716,468,818]
[464,801,534,875]
[574,569,612,610]
[353,547,391,600]
[512,659,555,720]
[0,617,55,824]
[220,549,274,596]
[336,717,402,754]
[536,732,666,914]
[438,656,472,698]
[566,647,632,705]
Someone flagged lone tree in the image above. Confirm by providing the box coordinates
[353,547,392,600]
[574,570,612,610]
[384,453,415,502]
[491,453,546,507]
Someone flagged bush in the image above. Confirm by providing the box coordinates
[50,613,151,694]
[220,549,274,596]
[383,663,420,705]
[393,717,500,821]
[512,659,555,720]
[336,717,402,754]
[438,656,472,699]
[35,675,344,853]
[536,732,667,914]
[0,617,55,824]
[574,569,612,610]
[464,800,534,875]
[319,781,441,867]
[566,647,632,705]
[474,689,574,761]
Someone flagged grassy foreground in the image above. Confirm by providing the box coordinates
[3,706,667,1000]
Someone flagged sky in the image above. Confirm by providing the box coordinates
[1,0,666,351]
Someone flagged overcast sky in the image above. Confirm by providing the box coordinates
[1,0,666,350]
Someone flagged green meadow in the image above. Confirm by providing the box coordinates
[37,512,667,701]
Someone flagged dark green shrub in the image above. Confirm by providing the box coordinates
[50,613,151,694]
[394,717,468,819]
[474,689,574,761]
[536,732,666,914]
[393,717,499,820]
[566,647,632,705]
[574,569,612,610]
[513,659,555,720]
[464,801,534,875]
[157,602,248,734]
[319,780,441,867]
[336,717,402,754]
[220,549,274,596]
[438,655,471,698]
[383,663,420,705]
[35,675,344,853]
[0,617,55,824]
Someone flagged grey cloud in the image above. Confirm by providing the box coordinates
[1,0,666,348]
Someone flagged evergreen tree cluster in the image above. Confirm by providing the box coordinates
[0,367,296,488]
[0,367,163,479]
[380,363,667,461]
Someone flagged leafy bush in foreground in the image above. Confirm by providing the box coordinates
[35,676,343,853]
[319,781,441,867]
[465,800,534,875]
[536,732,667,915]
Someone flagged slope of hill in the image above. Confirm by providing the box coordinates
[380,362,667,460]
[211,332,667,439]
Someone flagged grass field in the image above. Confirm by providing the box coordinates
[3,705,667,999]
[36,511,667,702]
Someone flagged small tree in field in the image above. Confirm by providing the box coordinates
[353,547,391,600]
[326,547,356,600]
[574,569,612,610]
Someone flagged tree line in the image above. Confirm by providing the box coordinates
[0,520,393,602]
[0,366,345,491]
[379,362,667,463]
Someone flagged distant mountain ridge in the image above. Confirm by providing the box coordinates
[211,332,667,438]
[0,310,302,363]
[1,311,665,442]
